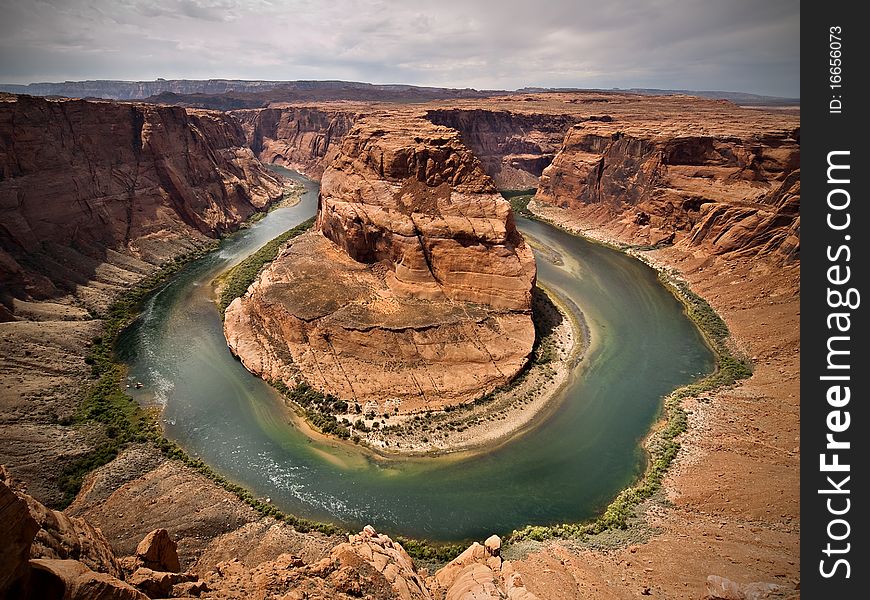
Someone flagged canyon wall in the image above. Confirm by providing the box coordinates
[426,108,578,189]
[535,120,800,262]
[225,116,536,411]
[232,106,358,177]
[0,95,284,311]
[0,94,284,506]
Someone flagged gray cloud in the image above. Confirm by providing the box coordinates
[0,0,799,96]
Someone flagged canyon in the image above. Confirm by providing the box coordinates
[1,89,799,599]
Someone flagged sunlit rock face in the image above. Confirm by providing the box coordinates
[225,116,536,412]
[536,116,800,263]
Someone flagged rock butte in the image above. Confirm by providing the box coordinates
[224,116,537,411]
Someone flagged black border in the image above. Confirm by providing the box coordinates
[801,2,869,595]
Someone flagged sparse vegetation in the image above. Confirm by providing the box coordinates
[217,216,315,314]
[500,189,536,218]
[58,215,347,537]
[395,536,464,563]
[58,243,219,507]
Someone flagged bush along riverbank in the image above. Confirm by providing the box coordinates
[216,215,315,314]
[507,206,753,546]
[58,243,218,507]
[59,231,348,534]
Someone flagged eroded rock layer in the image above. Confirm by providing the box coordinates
[426,108,579,189]
[535,116,800,262]
[0,95,283,307]
[225,116,536,411]
[233,106,359,177]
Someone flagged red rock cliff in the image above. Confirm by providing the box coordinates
[426,108,578,189]
[535,115,800,262]
[232,106,358,177]
[0,95,283,307]
[224,116,536,411]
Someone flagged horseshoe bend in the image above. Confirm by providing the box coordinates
[0,87,800,600]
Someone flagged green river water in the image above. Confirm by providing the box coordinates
[118,167,715,542]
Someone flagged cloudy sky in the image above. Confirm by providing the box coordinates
[0,0,800,97]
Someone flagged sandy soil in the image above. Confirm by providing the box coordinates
[506,202,801,599]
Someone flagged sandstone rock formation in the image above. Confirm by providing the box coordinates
[427,109,579,189]
[0,472,40,593]
[535,116,800,263]
[28,559,148,600]
[4,477,527,600]
[203,524,435,600]
[133,529,181,573]
[1,475,143,599]
[0,94,285,506]
[225,116,536,410]
[1,90,802,600]
[0,94,283,309]
[428,534,539,600]
[233,106,358,177]
[23,489,123,579]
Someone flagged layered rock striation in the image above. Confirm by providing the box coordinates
[225,116,536,411]
[0,94,284,505]
[535,117,800,262]
[0,94,283,308]
[233,106,359,177]
[426,108,579,190]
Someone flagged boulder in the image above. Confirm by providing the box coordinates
[127,567,191,598]
[135,529,181,573]
[28,558,148,600]
[483,535,501,557]
[431,536,539,600]
[24,494,123,579]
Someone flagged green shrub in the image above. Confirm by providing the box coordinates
[395,536,464,562]
[217,216,315,314]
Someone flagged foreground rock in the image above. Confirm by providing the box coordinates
[133,529,181,573]
[225,116,536,411]
[429,535,539,600]
[204,525,432,600]
[1,475,143,599]
[0,94,284,506]
[0,471,40,592]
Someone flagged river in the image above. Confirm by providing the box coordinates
[118,167,714,542]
